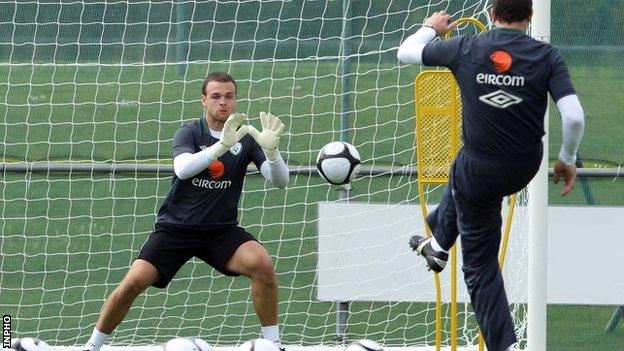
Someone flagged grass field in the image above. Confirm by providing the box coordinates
[1,61,623,350]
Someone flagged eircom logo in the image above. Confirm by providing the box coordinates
[192,178,232,189]
[191,160,231,189]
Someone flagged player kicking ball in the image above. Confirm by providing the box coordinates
[82,72,288,351]
[398,1,584,350]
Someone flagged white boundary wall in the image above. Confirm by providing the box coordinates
[317,203,624,305]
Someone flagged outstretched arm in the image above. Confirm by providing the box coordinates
[248,112,289,188]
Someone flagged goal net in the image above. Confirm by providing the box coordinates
[0,1,530,350]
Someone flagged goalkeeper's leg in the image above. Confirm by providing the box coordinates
[226,241,282,348]
[83,260,160,351]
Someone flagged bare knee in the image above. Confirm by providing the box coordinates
[251,256,277,288]
[114,277,150,300]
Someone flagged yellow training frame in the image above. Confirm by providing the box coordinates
[414,17,517,351]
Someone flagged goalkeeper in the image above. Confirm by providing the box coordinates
[397,1,584,350]
[83,72,289,351]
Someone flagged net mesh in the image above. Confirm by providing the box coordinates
[2,0,623,350]
[415,71,461,183]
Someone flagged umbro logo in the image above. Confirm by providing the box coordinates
[479,90,523,109]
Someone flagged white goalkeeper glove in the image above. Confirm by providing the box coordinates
[248,111,285,161]
[220,112,249,146]
[173,113,247,180]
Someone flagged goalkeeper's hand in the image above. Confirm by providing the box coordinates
[248,112,285,155]
[220,113,249,148]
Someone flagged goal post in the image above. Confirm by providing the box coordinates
[528,1,550,350]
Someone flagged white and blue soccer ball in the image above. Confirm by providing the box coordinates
[343,339,384,351]
[163,337,213,351]
[238,338,280,351]
[10,338,53,351]
[316,141,362,185]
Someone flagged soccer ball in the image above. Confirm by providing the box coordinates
[10,338,53,351]
[163,337,213,351]
[344,339,384,351]
[316,141,361,185]
[238,338,280,351]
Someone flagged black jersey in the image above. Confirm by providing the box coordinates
[156,118,266,228]
[422,27,576,158]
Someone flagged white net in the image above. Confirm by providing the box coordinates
[0,1,530,349]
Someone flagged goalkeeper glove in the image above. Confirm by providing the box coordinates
[214,113,249,155]
[248,112,285,161]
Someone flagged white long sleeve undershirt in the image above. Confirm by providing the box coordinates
[396,26,437,64]
[556,94,585,165]
[173,142,228,180]
[259,151,289,189]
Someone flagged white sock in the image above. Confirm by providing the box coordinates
[261,325,282,348]
[85,328,109,351]
[430,237,449,253]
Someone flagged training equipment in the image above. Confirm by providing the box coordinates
[10,338,53,351]
[163,337,212,351]
[343,340,384,351]
[238,339,280,351]
[316,141,361,185]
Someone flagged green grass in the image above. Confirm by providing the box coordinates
[549,305,624,351]
[1,61,623,350]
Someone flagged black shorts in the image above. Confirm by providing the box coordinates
[137,222,257,288]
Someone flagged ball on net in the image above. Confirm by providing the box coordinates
[316,141,362,185]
